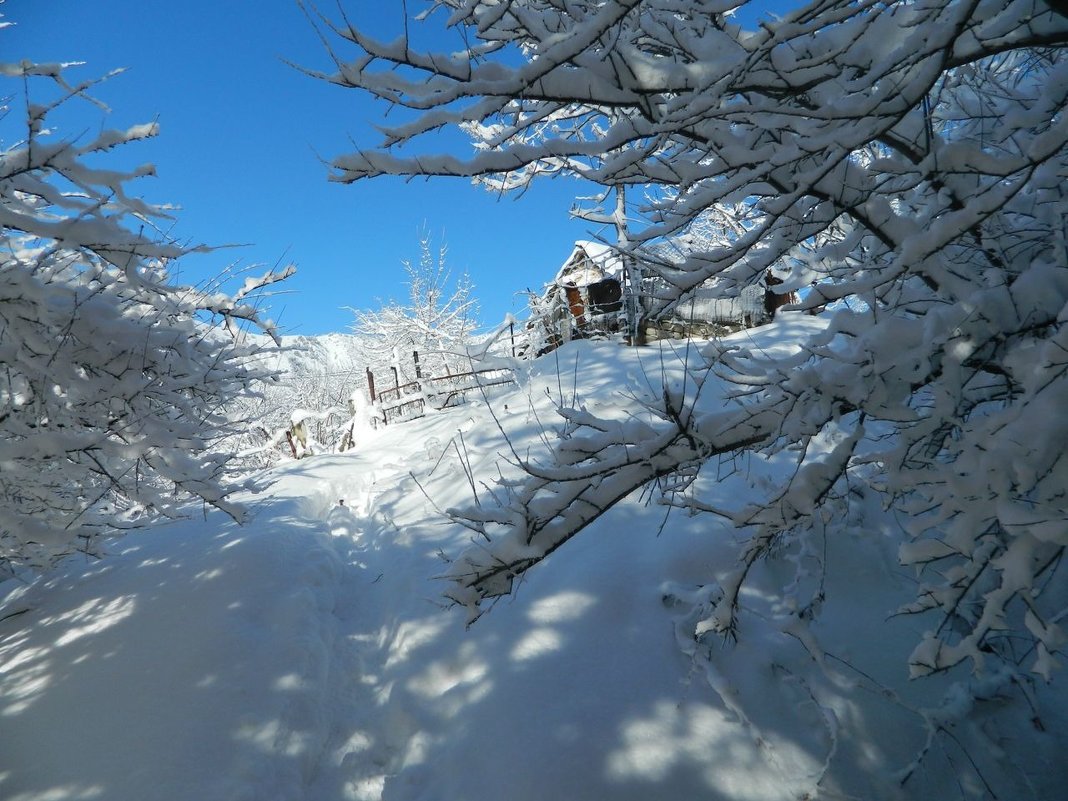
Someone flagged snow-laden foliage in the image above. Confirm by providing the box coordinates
[222,234,482,468]
[0,60,292,570]
[316,0,1068,695]
[350,230,480,381]
[227,235,483,465]
[221,332,368,465]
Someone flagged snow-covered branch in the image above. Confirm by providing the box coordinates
[316,0,1068,701]
[0,59,292,569]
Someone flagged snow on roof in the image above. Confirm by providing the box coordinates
[555,240,625,285]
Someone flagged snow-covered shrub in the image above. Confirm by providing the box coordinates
[0,59,292,570]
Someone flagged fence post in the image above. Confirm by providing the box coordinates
[391,365,399,392]
[413,350,422,379]
[510,322,515,357]
[366,368,376,403]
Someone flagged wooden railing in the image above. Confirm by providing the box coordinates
[367,363,516,426]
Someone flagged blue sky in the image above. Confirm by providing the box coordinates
[5,1,784,336]
[4,0,605,335]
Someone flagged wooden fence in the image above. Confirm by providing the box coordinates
[366,358,515,426]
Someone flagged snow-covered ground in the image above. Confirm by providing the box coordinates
[2,317,1065,801]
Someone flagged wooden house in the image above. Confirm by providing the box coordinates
[530,241,798,352]
[526,241,628,353]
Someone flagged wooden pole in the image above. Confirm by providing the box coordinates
[366,368,376,403]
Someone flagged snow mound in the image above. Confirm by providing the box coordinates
[2,319,1065,801]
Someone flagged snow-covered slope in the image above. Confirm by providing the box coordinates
[2,318,1065,801]
[266,332,367,376]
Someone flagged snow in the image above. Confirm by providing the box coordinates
[555,240,625,283]
[2,321,1066,801]
[668,283,766,325]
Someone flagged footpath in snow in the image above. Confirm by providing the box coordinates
[2,318,1066,801]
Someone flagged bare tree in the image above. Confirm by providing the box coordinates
[0,60,292,571]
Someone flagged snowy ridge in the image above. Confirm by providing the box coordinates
[2,317,1065,801]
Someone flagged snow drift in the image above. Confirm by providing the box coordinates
[2,318,1065,801]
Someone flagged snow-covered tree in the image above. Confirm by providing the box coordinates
[351,230,479,381]
[0,60,293,571]
[221,332,368,465]
[315,0,1068,690]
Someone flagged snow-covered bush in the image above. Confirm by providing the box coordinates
[0,59,292,570]
[314,0,1068,704]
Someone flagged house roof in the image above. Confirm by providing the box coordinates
[554,240,625,286]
